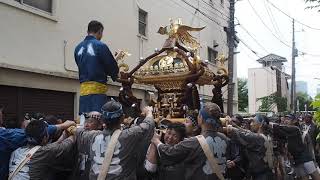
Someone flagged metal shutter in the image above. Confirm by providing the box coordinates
[0,85,75,121]
[0,85,19,120]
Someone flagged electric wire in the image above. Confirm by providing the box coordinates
[238,38,262,58]
[238,24,269,54]
[181,0,222,26]
[247,0,292,48]
[172,0,229,47]
[198,1,229,23]
[263,0,287,41]
[266,0,320,31]
[199,0,230,20]
[247,0,320,57]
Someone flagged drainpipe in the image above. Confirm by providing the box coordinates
[63,40,77,72]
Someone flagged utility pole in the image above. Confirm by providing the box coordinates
[227,0,236,115]
[290,19,298,113]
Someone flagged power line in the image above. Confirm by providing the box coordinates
[196,2,229,46]
[162,0,320,57]
[247,0,320,57]
[165,0,229,47]
[264,0,278,34]
[239,45,260,62]
[181,0,222,26]
[262,1,320,57]
[238,24,269,54]
[202,0,230,16]
[198,1,229,23]
[247,0,292,49]
[238,42,280,79]
[199,0,230,20]
[179,0,229,47]
[238,38,262,58]
[166,0,219,28]
[263,0,286,41]
[266,0,320,31]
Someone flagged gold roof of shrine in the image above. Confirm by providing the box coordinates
[132,19,222,91]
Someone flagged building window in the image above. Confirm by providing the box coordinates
[139,8,147,36]
[14,0,53,13]
[208,47,218,63]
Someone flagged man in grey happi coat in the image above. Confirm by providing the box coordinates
[75,101,155,180]
[152,102,230,180]
[226,115,274,180]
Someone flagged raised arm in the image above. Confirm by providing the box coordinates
[226,126,263,150]
[55,120,76,132]
[152,133,195,165]
[122,106,155,141]
[271,123,301,138]
[144,143,158,173]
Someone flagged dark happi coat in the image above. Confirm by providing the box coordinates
[75,117,155,180]
[157,130,230,180]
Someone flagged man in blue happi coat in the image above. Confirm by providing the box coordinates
[74,20,119,114]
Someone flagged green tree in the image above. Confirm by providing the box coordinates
[305,0,320,11]
[296,92,314,111]
[238,78,248,112]
[258,95,273,112]
[311,94,320,125]
[258,93,288,112]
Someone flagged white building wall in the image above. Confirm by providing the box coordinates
[248,67,277,114]
[280,74,290,110]
[0,0,237,114]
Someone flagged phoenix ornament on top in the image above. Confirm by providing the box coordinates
[157,18,205,52]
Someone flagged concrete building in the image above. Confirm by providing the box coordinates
[248,54,290,114]
[0,0,237,119]
[256,53,287,71]
[296,81,308,94]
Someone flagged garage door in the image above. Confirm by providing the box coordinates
[0,85,75,121]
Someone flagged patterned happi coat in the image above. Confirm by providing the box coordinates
[157,130,230,180]
[75,116,155,180]
[74,35,119,114]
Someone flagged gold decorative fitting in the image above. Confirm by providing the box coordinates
[115,50,131,72]
[118,18,229,120]
[157,18,205,52]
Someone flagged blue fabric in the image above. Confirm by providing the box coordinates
[101,104,124,122]
[74,35,119,83]
[79,94,110,114]
[254,114,265,124]
[199,108,219,128]
[0,128,25,180]
[47,124,57,135]
[0,125,57,179]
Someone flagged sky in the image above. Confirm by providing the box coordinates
[235,0,320,97]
